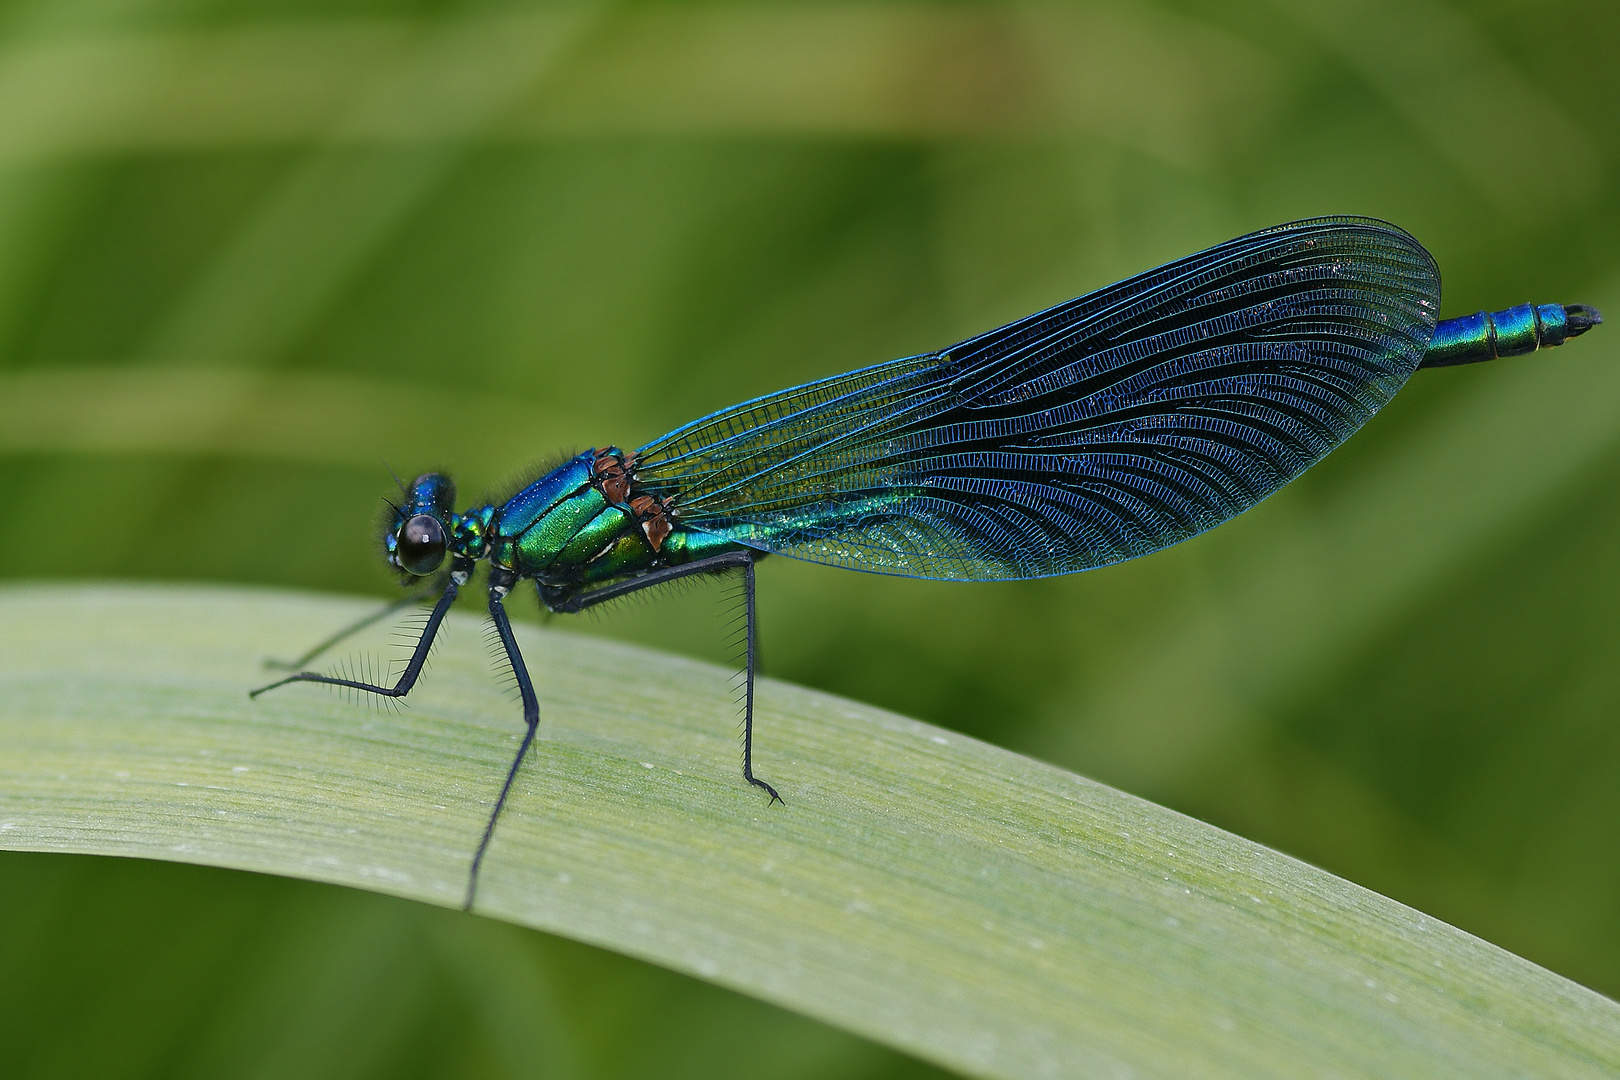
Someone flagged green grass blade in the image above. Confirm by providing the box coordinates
[0,583,1614,1080]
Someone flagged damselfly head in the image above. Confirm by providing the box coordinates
[384,472,456,576]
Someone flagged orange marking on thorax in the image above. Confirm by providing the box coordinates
[629,494,673,551]
[592,447,633,504]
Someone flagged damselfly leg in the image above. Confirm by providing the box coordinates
[467,566,541,911]
[250,563,467,704]
[547,549,781,804]
[251,551,776,911]
[471,552,777,908]
[263,588,438,671]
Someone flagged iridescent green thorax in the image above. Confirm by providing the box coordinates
[499,455,609,577]
[489,447,748,602]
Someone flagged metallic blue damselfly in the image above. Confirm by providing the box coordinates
[253,216,1602,908]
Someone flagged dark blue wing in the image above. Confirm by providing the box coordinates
[633,217,1441,581]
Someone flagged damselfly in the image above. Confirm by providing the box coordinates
[252,217,1602,909]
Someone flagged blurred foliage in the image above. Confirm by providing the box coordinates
[0,0,1616,1075]
[0,851,948,1079]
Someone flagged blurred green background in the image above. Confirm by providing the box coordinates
[1,0,1616,1075]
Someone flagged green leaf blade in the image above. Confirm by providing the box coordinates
[1,583,1614,1079]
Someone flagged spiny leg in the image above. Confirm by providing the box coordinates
[250,564,467,701]
[466,566,541,911]
[554,549,781,803]
[545,549,756,613]
[738,553,781,803]
[263,589,437,671]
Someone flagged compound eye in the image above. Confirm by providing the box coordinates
[397,514,446,576]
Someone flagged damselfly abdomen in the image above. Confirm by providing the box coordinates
[252,216,1601,908]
